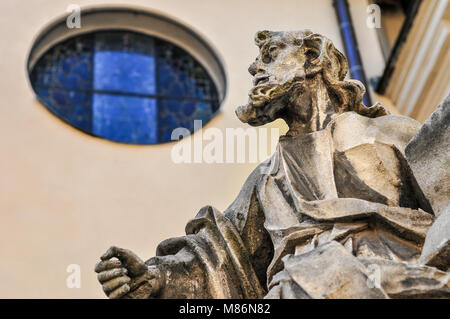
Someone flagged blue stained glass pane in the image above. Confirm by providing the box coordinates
[183,101,195,116]
[156,41,214,100]
[92,94,158,144]
[56,52,92,90]
[31,63,53,88]
[35,88,92,132]
[193,102,214,122]
[158,99,212,142]
[94,51,156,94]
[31,36,94,91]
[93,33,156,95]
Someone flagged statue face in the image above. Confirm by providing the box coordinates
[236,31,312,126]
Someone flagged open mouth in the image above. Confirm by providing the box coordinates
[248,114,271,126]
[253,75,270,86]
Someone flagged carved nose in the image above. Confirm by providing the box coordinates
[248,61,265,76]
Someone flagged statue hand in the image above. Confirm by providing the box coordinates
[95,246,163,299]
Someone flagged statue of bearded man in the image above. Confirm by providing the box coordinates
[95,30,450,299]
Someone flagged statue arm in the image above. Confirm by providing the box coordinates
[146,161,274,299]
[145,205,265,298]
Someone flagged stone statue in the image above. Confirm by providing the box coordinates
[95,30,450,299]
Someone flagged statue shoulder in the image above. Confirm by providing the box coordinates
[370,113,421,137]
[330,112,421,154]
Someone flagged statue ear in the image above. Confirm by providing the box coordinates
[303,34,348,81]
[302,35,324,75]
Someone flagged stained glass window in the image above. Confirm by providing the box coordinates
[30,31,220,144]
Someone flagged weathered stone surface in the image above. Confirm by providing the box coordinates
[405,94,450,272]
[420,207,450,271]
[359,258,450,298]
[405,94,450,217]
[283,241,387,299]
[95,30,449,299]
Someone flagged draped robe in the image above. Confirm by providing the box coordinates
[146,112,450,299]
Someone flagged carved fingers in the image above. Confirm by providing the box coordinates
[96,246,145,299]
[95,257,131,299]
[94,258,121,272]
[96,246,165,299]
[100,246,148,277]
[97,267,128,282]
[102,274,130,293]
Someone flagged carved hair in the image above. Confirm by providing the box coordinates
[255,30,388,118]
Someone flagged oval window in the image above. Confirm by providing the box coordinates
[29,30,221,144]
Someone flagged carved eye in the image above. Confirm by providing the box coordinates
[269,46,279,58]
[257,32,267,41]
[262,53,271,64]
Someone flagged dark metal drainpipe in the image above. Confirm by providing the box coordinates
[375,0,422,94]
[333,0,372,106]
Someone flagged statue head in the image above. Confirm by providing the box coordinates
[236,30,387,126]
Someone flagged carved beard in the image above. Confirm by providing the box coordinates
[236,78,303,126]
